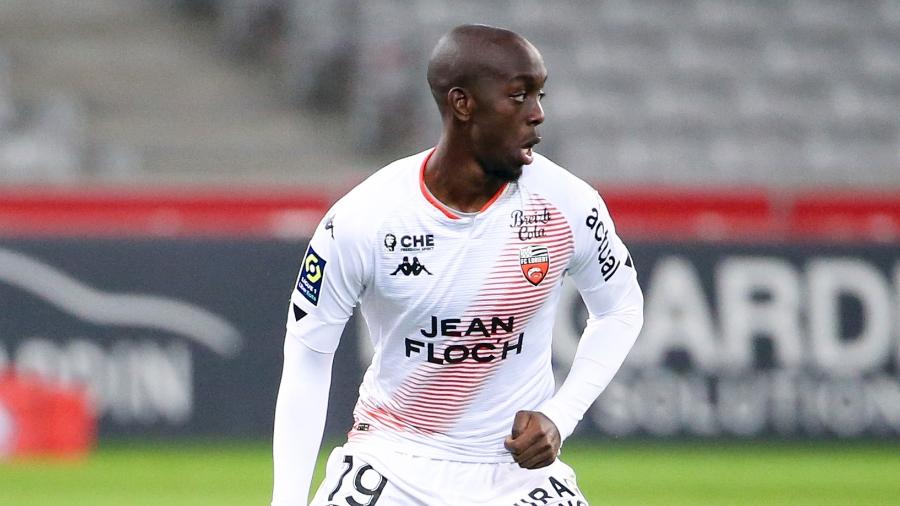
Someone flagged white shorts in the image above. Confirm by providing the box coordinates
[309,442,590,506]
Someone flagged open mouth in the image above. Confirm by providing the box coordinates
[520,137,541,164]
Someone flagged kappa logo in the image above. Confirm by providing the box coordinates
[391,256,432,276]
[519,245,550,286]
[324,215,335,239]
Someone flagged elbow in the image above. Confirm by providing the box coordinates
[623,280,645,331]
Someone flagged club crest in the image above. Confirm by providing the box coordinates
[519,245,549,286]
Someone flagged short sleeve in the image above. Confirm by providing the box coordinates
[287,201,370,353]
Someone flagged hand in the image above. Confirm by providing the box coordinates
[503,410,561,469]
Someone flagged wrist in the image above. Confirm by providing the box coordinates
[536,399,578,441]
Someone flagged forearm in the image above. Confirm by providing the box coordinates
[272,333,335,506]
[539,284,643,440]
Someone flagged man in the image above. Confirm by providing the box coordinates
[272,24,643,505]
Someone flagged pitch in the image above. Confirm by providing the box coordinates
[2,440,898,505]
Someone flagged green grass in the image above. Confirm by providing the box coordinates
[2,440,899,505]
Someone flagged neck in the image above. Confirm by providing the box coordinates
[424,136,508,214]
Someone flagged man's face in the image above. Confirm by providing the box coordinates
[469,44,547,182]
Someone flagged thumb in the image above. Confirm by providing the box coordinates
[505,411,530,452]
[510,410,531,440]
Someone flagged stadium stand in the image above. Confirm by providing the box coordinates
[331,0,900,185]
[0,0,898,187]
[0,0,371,186]
[0,46,85,183]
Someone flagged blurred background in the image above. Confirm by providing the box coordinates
[1,0,899,505]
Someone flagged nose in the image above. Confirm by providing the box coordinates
[528,97,544,126]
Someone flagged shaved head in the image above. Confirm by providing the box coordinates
[427,24,543,114]
[424,24,547,187]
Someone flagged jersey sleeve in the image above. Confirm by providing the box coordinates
[287,199,372,353]
[273,200,372,504]
[566,192,638,313]
[271,336,334,506]
[537,190,644,440]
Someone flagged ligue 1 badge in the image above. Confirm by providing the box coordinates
[519,245,549,286]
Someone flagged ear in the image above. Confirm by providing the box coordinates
[447,87,474,122]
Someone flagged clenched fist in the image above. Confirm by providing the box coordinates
[503,410,561,469]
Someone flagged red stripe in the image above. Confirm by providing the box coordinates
[0,186,331,238]
[373,197,574,433]
[2,186,895,241]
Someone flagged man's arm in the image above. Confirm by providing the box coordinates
[505,281,643,468]
[271,201,370,503]
[506,192,644,468]
[272,333,335,505]
[537,280,643,441]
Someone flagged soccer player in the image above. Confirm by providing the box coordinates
[272,24,643,505]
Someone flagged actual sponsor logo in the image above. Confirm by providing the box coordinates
[297,245,326,305]
[390,256,432,276]
[510,207,551,241]
[519,245,550,286]
[585,206,625,281]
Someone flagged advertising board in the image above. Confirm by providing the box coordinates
[2,239,897,439]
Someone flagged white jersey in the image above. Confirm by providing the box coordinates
[287,148,640,463]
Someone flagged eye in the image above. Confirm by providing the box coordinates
[510,92,527,104]
[538,91,546,101]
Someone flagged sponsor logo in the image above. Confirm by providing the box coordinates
[384,234,397,252]
[510,208,551,241]
[420,315,516,337]
[510,476,585,506]
[324,215,335,239]
[585,206,624,281]
[0,247,241,427]
[297,245,326,305]
[390,256,432,276]
[406,316,523,364]
[397,234,435,252]
[519,245,550,286]
[384,233,435,253]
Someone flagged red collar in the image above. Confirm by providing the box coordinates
[419,149,508,219]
